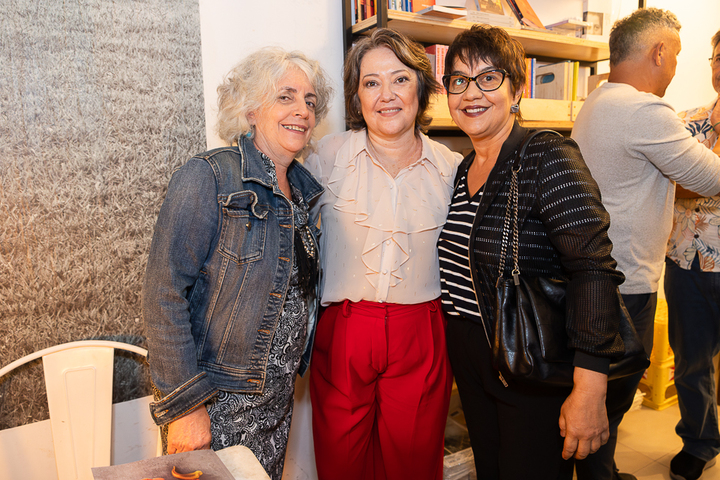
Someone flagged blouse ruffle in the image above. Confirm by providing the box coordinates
[326,130,456,290]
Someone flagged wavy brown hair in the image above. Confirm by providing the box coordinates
[344,28,440,132]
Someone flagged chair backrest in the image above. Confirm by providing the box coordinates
[0,340,148,480]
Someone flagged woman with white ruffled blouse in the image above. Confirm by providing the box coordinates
[304,29,462,480]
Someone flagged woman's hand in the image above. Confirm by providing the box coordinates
[558,367,609,460]
[166,404,212,454]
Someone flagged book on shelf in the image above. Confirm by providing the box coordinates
[466,0,504,15]
[425,44,449,86]
[522,57,531,98]
[545,18,592,38]
[465,10,514,27]
[412,0,435,12]
[505,0,545,30]
[354,0,368,23]
[435,0,466,6]
[571,61,580,101]
[465,0,514,27]
[522,57,536,99]
[574,63,591,100]
[417,5,466,18]
[351,0,478,23]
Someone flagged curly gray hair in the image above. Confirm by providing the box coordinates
[216,47,333,145]
[609,7,681,66]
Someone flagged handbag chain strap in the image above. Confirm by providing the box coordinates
[496,129,562,287]
[497,164,522,285]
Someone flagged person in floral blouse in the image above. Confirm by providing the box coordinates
[664,28,720,480]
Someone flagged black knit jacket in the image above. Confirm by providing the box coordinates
[461,123,627,369]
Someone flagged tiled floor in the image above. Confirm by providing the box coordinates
[615,402,720,479]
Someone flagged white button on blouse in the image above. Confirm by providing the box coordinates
[304,130,462,306]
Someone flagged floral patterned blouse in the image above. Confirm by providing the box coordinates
[667,99,720,271]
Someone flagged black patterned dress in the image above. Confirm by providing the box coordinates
[205,152,313,480]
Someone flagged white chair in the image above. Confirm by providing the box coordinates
[0,340,149,480]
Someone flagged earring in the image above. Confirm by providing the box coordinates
[510,104,520,113]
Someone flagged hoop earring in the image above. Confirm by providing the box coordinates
[510,104,520,114]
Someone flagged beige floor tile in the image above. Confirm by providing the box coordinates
[615,442,656,474]
[629,459,672,479]
[703,462,720,480]
[617,404,683,461]
[611,402,720,479]
[655,451,676,469]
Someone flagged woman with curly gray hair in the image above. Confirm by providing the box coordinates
[143,46,332,480]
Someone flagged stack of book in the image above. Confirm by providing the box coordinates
[466,10,514,27]
[425,44,449,86]
[351,0,436,24]
[416,5,467,18]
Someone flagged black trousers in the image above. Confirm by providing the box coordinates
[446,316,575,480]
[574,293,657,480]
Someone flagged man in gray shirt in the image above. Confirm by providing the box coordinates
[572,8,720,480]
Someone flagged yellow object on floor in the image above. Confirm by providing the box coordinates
[638,299,678,410]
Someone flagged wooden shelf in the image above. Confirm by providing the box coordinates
[347,8,607,132]
[352,10,609,63]
[427,95,583,131]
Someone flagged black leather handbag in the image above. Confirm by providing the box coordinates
[491,130,650,387]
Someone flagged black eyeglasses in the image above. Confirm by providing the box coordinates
[710,56,720,68]
[442,69,509,94]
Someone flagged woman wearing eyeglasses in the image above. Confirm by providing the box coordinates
[304,28,462,480]
[436,25,628,479]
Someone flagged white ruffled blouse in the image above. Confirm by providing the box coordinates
[304,130,463,305]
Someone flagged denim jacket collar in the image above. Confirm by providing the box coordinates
[239,136,323,204]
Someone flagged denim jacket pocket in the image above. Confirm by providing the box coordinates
[218,191,267,264]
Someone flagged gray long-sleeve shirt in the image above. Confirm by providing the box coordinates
[572,82,720,294]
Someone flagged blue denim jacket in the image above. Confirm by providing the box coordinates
[143,136,323,425]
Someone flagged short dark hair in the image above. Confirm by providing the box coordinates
[444,24,526,102]
[343,28,440,132]
[608,7,681,66]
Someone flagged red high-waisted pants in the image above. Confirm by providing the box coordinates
[309,299,452,480]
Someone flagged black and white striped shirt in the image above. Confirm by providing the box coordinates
[438,124,627,360]
[438,173,482,323]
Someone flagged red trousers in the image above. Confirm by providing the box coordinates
[309,299,452,480]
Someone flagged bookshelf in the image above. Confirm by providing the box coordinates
[342,4,610,131]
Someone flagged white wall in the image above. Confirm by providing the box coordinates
[648,0,720,111]
[532,0,636,32]
[533,0,720,111]
[199,0,346,150]
[197,3,345,478]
